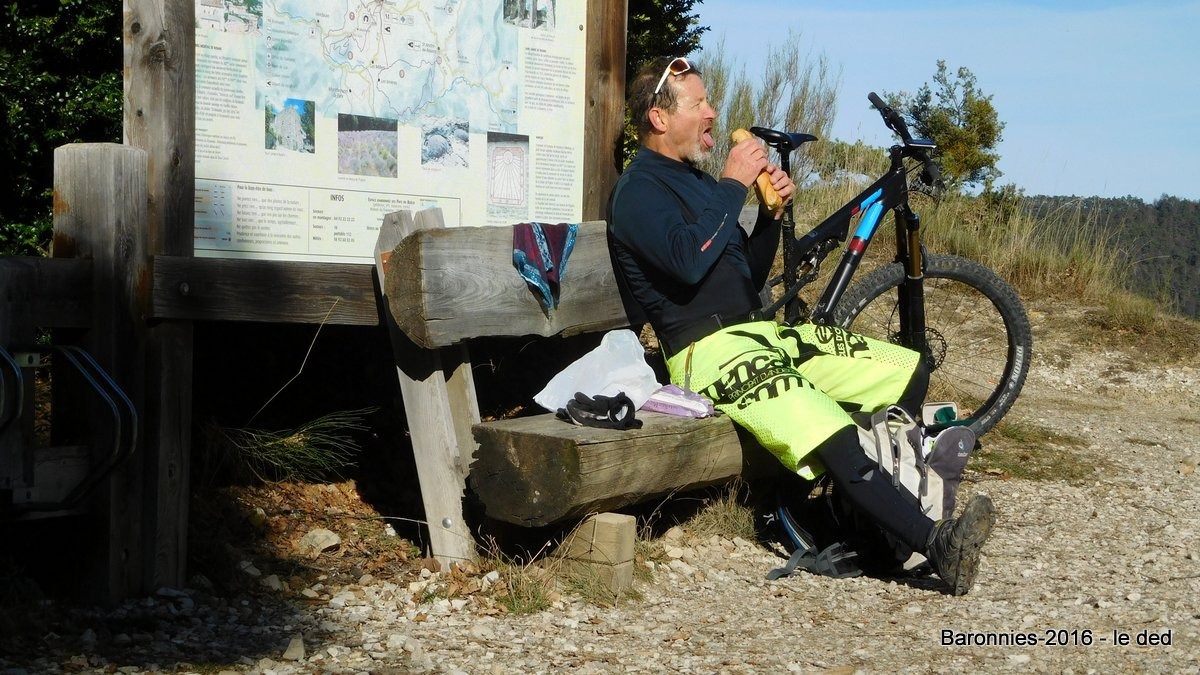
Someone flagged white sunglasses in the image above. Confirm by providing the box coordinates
[653,57,693,96]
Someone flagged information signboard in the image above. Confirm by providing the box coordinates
[195,0,586,262]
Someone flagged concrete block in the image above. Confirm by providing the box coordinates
[561,559,635,595]
[555,512,636,565]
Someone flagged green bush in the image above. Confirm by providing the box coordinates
[0,3,122,256]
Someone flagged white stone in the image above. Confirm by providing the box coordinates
[237,560,262,577]
[296,528,342,555]
[282,636,305,661]
[668,560,696,576]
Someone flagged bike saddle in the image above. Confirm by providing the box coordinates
[750,127,818,153]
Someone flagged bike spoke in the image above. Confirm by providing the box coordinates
[934,361,1005,387]
[937,341,1011,362]
[836,255,1031,437]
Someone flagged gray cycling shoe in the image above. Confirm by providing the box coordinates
[925,494,996,596]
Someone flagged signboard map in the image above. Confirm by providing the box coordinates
[195,0,586,263]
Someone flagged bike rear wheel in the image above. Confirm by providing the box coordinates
[832,253,1032,437]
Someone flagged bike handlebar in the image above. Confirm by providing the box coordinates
[868,91,942,188]
[867,91,913,144]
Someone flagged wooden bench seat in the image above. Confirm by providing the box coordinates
[471,411,745,527]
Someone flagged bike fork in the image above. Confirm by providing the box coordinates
[895,205,928,360]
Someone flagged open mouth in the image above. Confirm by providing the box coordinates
[702,127,714,149]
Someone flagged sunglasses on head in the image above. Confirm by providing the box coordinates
[653,57,693,96]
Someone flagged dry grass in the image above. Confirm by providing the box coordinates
[679,480,759,542]
[481,519,649,613]
[200,408,375,484]
[1073,308,1200,364]
[973,418,1094,484]
[492,560,555,615]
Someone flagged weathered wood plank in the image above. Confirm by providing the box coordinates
[376,211,477,566]
[0,263,36,496]
[124,0,195,594]
[0,258,92,329]
[26,446,92,506]
[385,220,631,349]
[470,412,746,527]
[152,256,380,325]
[582,0,627,221]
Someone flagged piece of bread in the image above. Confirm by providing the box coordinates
[731,128,783,213]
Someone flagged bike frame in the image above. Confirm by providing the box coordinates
[770,143,929,358]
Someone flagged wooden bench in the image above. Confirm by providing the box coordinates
[377,210,756,563]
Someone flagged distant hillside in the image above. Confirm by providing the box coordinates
[1020,195,1200,319]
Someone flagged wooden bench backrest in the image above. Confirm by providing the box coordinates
[384,219,631,349]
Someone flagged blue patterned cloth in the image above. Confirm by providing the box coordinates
[512,222,578,310]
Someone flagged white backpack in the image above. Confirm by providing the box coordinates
[856,405,975,570]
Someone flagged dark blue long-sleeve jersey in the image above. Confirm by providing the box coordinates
[607,147,782,349]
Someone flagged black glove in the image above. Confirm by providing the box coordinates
[556,391,643,430]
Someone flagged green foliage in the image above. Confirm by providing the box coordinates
[620,0,710,166]
[885,60,1004,190]
[0,2,122,256]
[625,0,709,82]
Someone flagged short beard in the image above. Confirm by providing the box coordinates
[683,142,711,166]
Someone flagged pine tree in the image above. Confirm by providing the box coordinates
[886,61,1004,190]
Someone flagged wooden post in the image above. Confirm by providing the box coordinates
[583,0,628,220]
[0,265,36,498]
[123,0,195,591]
[53,143,150,602]
[375,210,478,566]
[0,258,91,507]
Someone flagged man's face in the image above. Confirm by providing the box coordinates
[657,73,717,165]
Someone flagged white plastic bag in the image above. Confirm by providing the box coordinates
[533,329,661,412]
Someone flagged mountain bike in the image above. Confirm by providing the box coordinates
[748,92,1031,437]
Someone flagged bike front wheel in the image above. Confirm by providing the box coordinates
[832,253,1032,437]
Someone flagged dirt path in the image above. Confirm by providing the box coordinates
[3,304,1198,673]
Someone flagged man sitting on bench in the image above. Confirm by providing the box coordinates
[606,55,996,595]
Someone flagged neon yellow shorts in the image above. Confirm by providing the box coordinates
[665,321,921,479]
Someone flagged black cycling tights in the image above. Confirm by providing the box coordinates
[814,360,935,552]
[814,426,934,551]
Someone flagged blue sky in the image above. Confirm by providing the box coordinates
[694,0,1200,200]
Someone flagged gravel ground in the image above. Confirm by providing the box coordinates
[4,308,1199,674]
